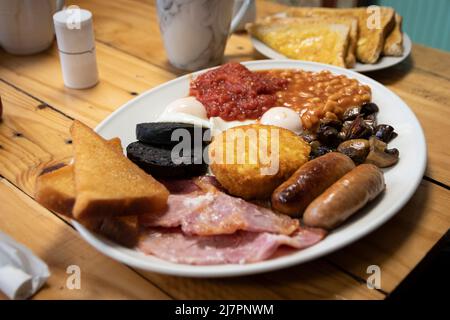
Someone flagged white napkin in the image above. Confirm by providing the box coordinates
[0,232,50,300]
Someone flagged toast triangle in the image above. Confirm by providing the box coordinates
[286,6,396,63]
[70,120,169,219]
[384,13,403,56]
[35,137,122,217]
[247,18,350,67]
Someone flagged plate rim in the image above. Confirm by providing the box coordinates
[72,59,427,278]
[250,33,412,72]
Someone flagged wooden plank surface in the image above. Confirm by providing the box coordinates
[0,178,170,299]
[328,181,450,293]
[0,0,449,300]
[0,43,174,127]
[137,259,385,300]
[0,80,72,194]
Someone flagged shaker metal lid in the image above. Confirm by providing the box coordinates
[53,8,95,54]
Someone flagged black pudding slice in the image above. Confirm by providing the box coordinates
[136,122,210,146]
[126,141,208,179]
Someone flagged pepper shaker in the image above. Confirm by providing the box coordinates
[53,8,99,89]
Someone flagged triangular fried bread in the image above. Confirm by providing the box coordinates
[35,138,122,216]
[247,18,350,67]
[70,120,169,220]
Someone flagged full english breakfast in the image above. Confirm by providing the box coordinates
[35,62,400,265]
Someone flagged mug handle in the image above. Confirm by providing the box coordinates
[230,0,252,33]
[56,0,65,12]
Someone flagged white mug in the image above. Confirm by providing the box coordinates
[156,0,253,71]
[0,0,64,55]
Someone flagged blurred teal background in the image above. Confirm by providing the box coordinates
[373,0,449,51]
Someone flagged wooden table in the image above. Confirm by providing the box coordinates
[1,0,449,300]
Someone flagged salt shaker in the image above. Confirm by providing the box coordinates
[53,8,99,89]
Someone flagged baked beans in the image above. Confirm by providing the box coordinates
[260,70,372,130]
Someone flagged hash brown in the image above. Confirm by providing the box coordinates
[209,124,310,200]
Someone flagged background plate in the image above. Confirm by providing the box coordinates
[250,34,412,73]
[72,60,426,278]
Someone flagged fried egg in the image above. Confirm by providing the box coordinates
[157,97,210,128]
[164,97,207,119]
[260,107,303,134]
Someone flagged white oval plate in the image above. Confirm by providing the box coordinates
[251,33,412,73]
[72,60,426,278]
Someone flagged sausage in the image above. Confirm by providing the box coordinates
[271,152,355,216]
[303,164,385,229]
